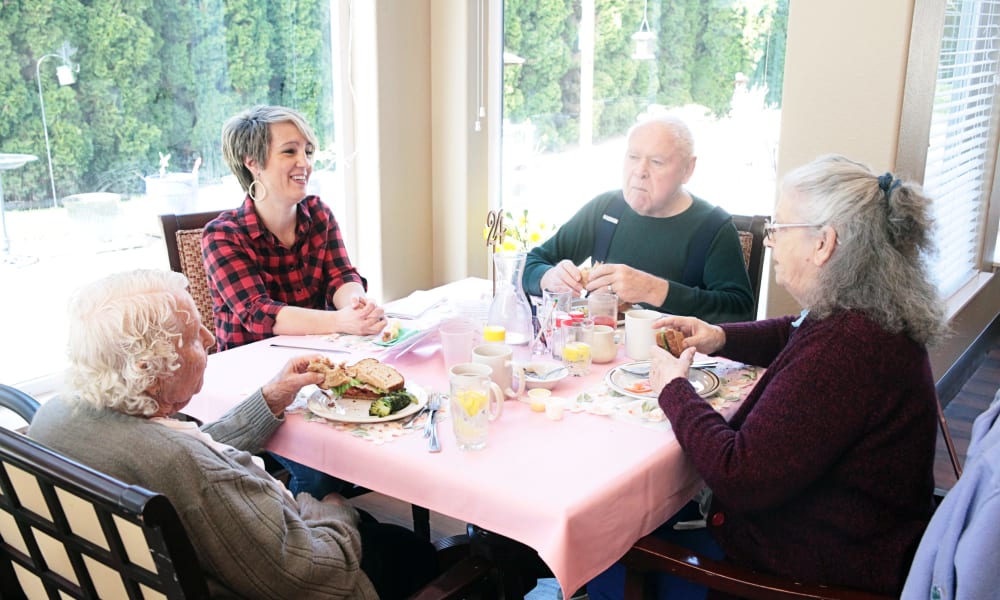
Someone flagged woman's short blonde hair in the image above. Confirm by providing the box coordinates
[66,269,197,417]
[221,105,319,193]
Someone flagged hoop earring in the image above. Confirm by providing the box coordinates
[247,179,266,202]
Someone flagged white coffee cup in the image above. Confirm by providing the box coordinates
[472,343,526,399]
[625,309,661,360]
[590,324,620,363]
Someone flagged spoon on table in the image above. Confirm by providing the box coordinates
[526,365,569,380]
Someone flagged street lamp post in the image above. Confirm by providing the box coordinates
[35,45,77,208]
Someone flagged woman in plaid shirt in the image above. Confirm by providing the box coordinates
[204,105,386,353]
[203,105,387,498]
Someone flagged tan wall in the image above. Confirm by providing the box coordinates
[371,1,433,302]
[772,0,999,380]
[429,0,491,288]
[768,0,914,318]
[362,0,489,301]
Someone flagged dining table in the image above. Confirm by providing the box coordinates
[182,277,762,598]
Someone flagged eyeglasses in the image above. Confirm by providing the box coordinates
[763,219,822,242]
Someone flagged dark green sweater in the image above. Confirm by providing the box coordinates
[523,190,754,323]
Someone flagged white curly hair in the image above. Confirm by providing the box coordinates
[66,269,198,416]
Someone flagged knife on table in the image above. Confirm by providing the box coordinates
[269,344,350,353]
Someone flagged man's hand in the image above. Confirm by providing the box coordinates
[586,263,668,307]
[540,260,589,296]
[261,355,325,416]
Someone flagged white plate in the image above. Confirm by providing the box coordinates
[605,361,719,400]
[306,383,428,423]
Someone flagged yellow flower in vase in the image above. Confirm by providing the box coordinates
[497,209,553,252]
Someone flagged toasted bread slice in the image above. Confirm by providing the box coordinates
[351,358,404,393]
[656,328,686,358]
[309,357,405,398]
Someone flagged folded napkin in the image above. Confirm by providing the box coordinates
[384,290,445,320]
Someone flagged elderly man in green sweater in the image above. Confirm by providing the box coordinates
[523,114,755,323]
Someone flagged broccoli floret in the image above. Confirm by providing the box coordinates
[368,391,417,417]
[369,397,393,417]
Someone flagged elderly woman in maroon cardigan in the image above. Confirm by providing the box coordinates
[588,154,948,599]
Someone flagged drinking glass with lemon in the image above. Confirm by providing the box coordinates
[448,363,504,450]
[562,341,592,376]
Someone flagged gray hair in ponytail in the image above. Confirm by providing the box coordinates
[780,154,947,345]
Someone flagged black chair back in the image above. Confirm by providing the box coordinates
[0,426,209,599]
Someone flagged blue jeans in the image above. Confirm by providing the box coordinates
[268,452,347,499]
[586,501,724,600]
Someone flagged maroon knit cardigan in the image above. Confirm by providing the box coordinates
[659,310,937,595]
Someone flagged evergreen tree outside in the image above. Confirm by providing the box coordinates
[0,0,336,206]
[502,0,786,151]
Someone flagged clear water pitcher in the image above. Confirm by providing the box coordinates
[487,251,534,360]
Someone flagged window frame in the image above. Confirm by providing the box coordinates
[898,0,1000,305]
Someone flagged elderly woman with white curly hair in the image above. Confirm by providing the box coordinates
[28,269,438,599]
[588,154,948,599]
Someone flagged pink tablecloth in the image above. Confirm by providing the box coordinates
[184,280,759,596]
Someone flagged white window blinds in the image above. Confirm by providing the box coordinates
[924,0,1000,298]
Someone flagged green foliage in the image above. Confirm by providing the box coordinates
[503,0,575,150]
[749,0,788,108]
[691,1,751,117]
[503,0,786,150]
[0,0,787,204]
[0,0,336,206]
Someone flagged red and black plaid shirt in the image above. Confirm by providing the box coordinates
[201,195,365,351]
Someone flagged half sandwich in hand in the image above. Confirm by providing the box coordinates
[308,357,417,417]
[656,328,686,358]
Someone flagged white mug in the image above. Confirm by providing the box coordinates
[624,309,661,360]
[472,343,526,399]
[590,324,620,363]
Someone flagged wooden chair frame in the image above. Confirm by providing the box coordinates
[731,214,768,317]
[158,210,222,348]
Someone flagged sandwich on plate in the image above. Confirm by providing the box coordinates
[308,357,416,417]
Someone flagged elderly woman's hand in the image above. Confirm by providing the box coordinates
[653,315,726,356]
[261,355,325,416]
[649,345,696,393]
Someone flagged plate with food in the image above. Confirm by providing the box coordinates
[375,319,420,348]
[306,356,427,423]
[605,361,720,400]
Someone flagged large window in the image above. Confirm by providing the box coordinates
[0,2,344,387]
[922,0,1000,298]
[500,0,788,232]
